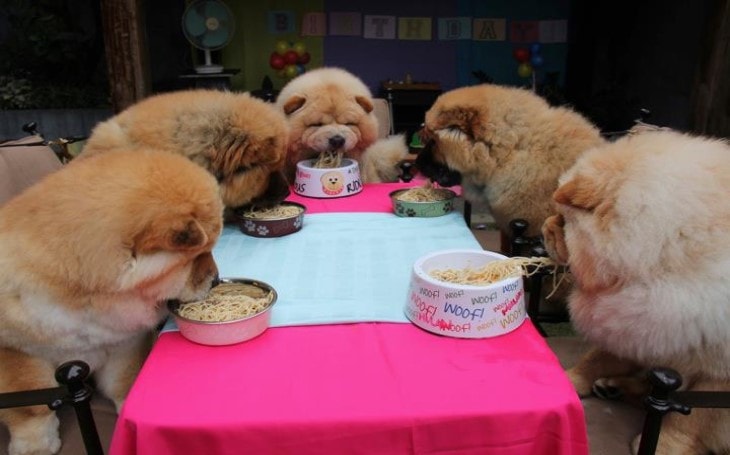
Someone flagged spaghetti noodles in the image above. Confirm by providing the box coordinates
[243,204,303,219]
[428,256,557,286]
[176,283,274,322]
[312,150,344,168]
[395,187,452,202]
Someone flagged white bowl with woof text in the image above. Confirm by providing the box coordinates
[294,158,363,198]
[405,249,526,339]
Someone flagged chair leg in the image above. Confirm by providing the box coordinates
[636,368,689,455]
[53,361,105,455]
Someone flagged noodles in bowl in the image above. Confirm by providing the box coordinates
[405,250,530,339]
[237,202,305,238]
[390,186,456,218]
[168,278,278,346]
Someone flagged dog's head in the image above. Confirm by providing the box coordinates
[276,68,379,168]
[417,85,520,187]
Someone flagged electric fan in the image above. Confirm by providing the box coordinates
[182,0,235,74]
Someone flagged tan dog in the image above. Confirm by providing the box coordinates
[275,67,408,183]
[0,149,223,455]
[417,83,605,237]
[82,89,291,211]
[542,131,730,454]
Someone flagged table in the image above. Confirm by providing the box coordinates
[110,183,588,455]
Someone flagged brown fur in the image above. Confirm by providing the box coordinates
[275,67,407,183]
[543,131,730,454]
[81,89,291,210]
[420,84,605,237]
[0,149,223,454]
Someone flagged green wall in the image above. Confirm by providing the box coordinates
[222,2,324,91]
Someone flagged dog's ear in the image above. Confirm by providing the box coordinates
[282,95,306,115]
[426,106,481,137]
[135,217,209,253]
[553,175,602,211]
[354,95,374,114]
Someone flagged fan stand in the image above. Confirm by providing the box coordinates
[195,49,224,74]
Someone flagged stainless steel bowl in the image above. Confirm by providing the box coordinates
[168,278,278,346]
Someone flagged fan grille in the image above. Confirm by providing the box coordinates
[182,0,235,51]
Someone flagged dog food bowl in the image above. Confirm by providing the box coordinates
[390,188,456,217]
[294,158,363,198]
[405,249,526,339]
[236,202,306,238]
[168,278,277,346]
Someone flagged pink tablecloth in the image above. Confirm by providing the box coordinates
[110,183,588,455]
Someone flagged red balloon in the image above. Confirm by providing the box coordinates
[269,52,286,70]
[284,50,299,65]
[513,48,530,63]
[297,52,311,65]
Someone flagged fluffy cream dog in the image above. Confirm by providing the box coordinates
[542,131,730,454]
[82,89,291,211]
[275,67,408,183]
[0,149,223,455]
[417,83,605,237]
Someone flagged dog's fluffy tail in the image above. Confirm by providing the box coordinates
[360,134,410,183]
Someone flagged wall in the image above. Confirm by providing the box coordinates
[217,0,570,96]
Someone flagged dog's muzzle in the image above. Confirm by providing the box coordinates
[415,141,463,187]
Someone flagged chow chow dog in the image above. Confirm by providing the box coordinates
[275,67,408,183]
[82,89,291,211]
[542,131,730,454]
[0,149,223,455]
[417,83,605,237]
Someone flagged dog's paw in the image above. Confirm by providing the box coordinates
[541,214,569,265]
[566,367,594,397]
[630,433,642,455]
[592,377,624,400]
[8,412,61,455]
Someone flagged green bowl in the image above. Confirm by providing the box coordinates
[390,188,457,218]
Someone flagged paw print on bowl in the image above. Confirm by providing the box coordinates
[442,201,453,213]
[256,225,270,236]
[243,220,257,232]
[405,208,417,217]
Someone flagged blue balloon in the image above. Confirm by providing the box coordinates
[530,54,544,68]
[530,42,542,54]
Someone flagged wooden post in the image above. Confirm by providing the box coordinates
[691,0,730,136]
[99,0,150,113]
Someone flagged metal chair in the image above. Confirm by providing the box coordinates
[0,360,104,455]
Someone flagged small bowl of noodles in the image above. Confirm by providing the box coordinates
[390,186,456,217]
[293,153,363,199]
[237,202,306,238]
[168,278,278,346]
[405,249,553,338]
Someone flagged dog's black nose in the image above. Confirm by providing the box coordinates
[329,135,346,150]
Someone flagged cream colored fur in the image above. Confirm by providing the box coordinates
[0,149,223,455]
[543,131,730,454]
[276,67,408,183]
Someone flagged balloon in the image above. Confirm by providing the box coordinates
[284,65,298,78]
[269,52,285,70]
[296,64,306,75]
[277,69,288,78]
[297,52,311,65]
[293,42,307,56]
[517,63,532,78]
[284,50,299,65]
[530,54,544,68]
[275,40,290,55]
[513,48,530,63]
[529,43,542,55]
